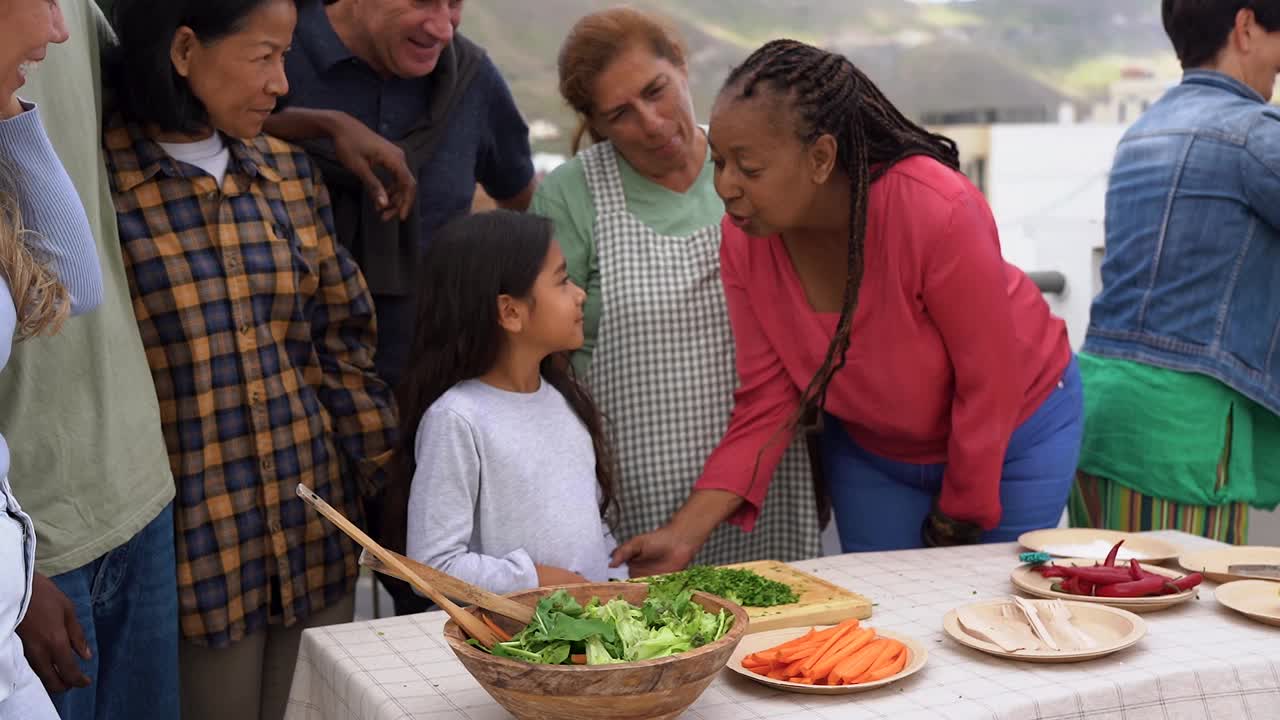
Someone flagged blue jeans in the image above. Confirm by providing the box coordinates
[48,503,179,720]
[824,356,1084,552]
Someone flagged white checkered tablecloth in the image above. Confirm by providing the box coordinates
[284,531,1280,720]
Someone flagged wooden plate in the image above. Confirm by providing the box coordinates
[1178,547,1280,584]
[726,625,927,694]
[1214,580,1280,627]
[1018,528,1182,562]
[943,599,1146,663]
[1010,559,1197,613]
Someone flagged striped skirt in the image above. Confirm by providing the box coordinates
[1069,471,1250,544]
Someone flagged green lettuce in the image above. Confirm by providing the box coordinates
[474,588,733,666]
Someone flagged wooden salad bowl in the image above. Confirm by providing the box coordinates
[442,582,750,720]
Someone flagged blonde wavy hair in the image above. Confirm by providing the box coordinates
[0,189,70,341]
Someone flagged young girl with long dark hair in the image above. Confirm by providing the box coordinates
[388,210,625,595]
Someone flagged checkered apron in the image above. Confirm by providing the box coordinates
[582,141,820,564]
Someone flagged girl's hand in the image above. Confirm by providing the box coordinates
[611,525,700,578]
[535,565,589,587]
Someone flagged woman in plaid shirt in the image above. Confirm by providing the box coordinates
[102,1,397,718]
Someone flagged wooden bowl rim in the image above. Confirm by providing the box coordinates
[442,582,750,673]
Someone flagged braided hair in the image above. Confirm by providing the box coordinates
[721,39,961,452]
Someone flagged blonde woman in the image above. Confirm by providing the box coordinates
[0,185,102,720]
[1,3,104,718]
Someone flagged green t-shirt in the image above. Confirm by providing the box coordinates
[0,0,175,574]
[1078,352,1280,510]
[530,143,722,376]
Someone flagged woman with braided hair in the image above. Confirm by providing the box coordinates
[613,39,1081,570]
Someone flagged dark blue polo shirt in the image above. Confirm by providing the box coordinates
[281,1,534,384]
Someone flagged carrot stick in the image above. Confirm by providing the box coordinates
[800,618,860,674]
[844,642,904,685]
[807,628,875,681]
[865,645,906,671]
[781,643,821,662]
[788,677,815,685]
[830,638,888,685]
[481,614,513,642]
[774,629,817,650]
[803,625,843,643]
[766,669,789,680]
[865,650,909,681]
[867,641,905,673]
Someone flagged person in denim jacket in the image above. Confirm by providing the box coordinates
[1072,0,1280,542]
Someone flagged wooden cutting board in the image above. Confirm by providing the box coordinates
[720,560,873,634]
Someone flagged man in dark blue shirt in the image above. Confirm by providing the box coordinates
[267,0,535,388]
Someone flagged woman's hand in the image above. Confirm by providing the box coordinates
[612,489,745,576]
[921,500,984,547]
[611,525,701,578]
[329,113,417,222]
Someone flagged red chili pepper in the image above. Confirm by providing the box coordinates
[1059,566,1135,583]
[1129,558,1144,581]
[1172,572,1203,591]
[1057,575,1097,596]
[1104,540,1124,568]
[1037,566,1070,579]
[1095,575,1167,598]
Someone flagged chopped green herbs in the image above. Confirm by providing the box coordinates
[633,566,799,607]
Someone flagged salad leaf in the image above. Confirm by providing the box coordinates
[585,635,624,665]
[630,626,691,661]
[545,614,616,643]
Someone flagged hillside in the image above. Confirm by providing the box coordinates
[460,0,1177,153]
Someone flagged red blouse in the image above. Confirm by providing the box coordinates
[696,156,1071,530]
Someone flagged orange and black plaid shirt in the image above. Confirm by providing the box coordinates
[105,117,398,647]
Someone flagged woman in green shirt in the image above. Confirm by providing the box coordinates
[531,7,821,566]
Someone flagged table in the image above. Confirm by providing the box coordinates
[284,531,1280,720]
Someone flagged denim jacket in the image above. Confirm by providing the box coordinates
[1085,70,1280,415]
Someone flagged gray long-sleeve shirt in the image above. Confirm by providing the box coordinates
[0,103,103,487]
[406,378,628,595]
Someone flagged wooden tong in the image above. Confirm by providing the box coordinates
[294,484,517,648]
[359,549,534,625]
